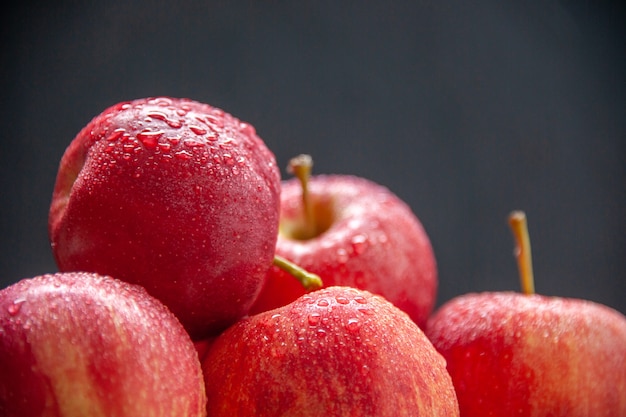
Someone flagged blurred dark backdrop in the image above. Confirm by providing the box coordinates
[2,1,624,314]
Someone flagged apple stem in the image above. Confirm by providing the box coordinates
[508,211,535,295]
[273,255,323,291]
[287,154,316,239]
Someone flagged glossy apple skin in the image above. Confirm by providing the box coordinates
[203,286,459,417]
[0,272,206,417]
[250,174,437,329]
[48,97,281,339]
[426,292,626,417]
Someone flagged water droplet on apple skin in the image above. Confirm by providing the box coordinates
[7,298,26,315]
[157,142,172,152]
[189,125,208,136]
[354,296,368,304]
[106,128,126,142]
[346,318,361,333]
[136,130,164,149]
[350,234,369,255]
[357,307,374,316]
[307,313,321,326]
[148,97,173,107]
[335,296,350,305]
[238,122,256,136]
[205,114,224,129]
[145,111,183,129]
[183,139,205,149]
[316,299,329,307]
[301,296,315,304]
[336,248,349,263]
[175,150,193,160]
[223,153,235,166]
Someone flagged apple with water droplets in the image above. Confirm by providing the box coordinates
[0,272,206,417]
[48,97,281,339]
[425,211,626,416]
[250,155,437,329]
[203,286,459,416]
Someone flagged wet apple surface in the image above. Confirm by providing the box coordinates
[251,155,438,330]
[0,272,206,417]
[204,286,459,416]
[426,212,626,416]
[48,97,281,340]
[3,91,623,415]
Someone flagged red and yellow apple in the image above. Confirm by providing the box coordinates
[425,211,626,416]
[251,155,437,329]
[203,286,459,416]
[0,272,206,417]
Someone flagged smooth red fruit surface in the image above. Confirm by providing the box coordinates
[250,174,437,329]
[203,286,459,417]
[48,97,281,339]
[426,292,626,417]
[0,272,206,417]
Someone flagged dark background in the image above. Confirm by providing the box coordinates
[2,1,625,314]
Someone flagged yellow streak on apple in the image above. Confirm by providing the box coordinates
[108,300,204,416]
[29,307,109,417]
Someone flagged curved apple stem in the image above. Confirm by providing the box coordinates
[508,211,535,295]
[271,155,323,292]
[273,255,323,291]
[287,154,316,239]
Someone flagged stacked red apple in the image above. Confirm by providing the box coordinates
[1,96,624,416]
[0,97,456,416]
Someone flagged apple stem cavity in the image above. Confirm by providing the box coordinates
[508,210,535,295]
[273,255,323,291]
[287,154,317,240]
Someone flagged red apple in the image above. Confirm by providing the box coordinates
[0,272,206,417]
[425,211,626,416]
[203,286,459,416]
[250,155,437,329]
[193,338,216,364]
[48,97,281,339]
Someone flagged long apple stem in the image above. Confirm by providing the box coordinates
[273,255,323,291]
[508,211,535,295]
[287,154,316,239]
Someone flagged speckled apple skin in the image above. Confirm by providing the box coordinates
[48,97,281,339]
[203,286,459,417]
[250,175,437,329]
[426,292,626,417]
[0,272,206,417]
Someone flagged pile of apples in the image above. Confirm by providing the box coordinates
[1,97,625,417]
